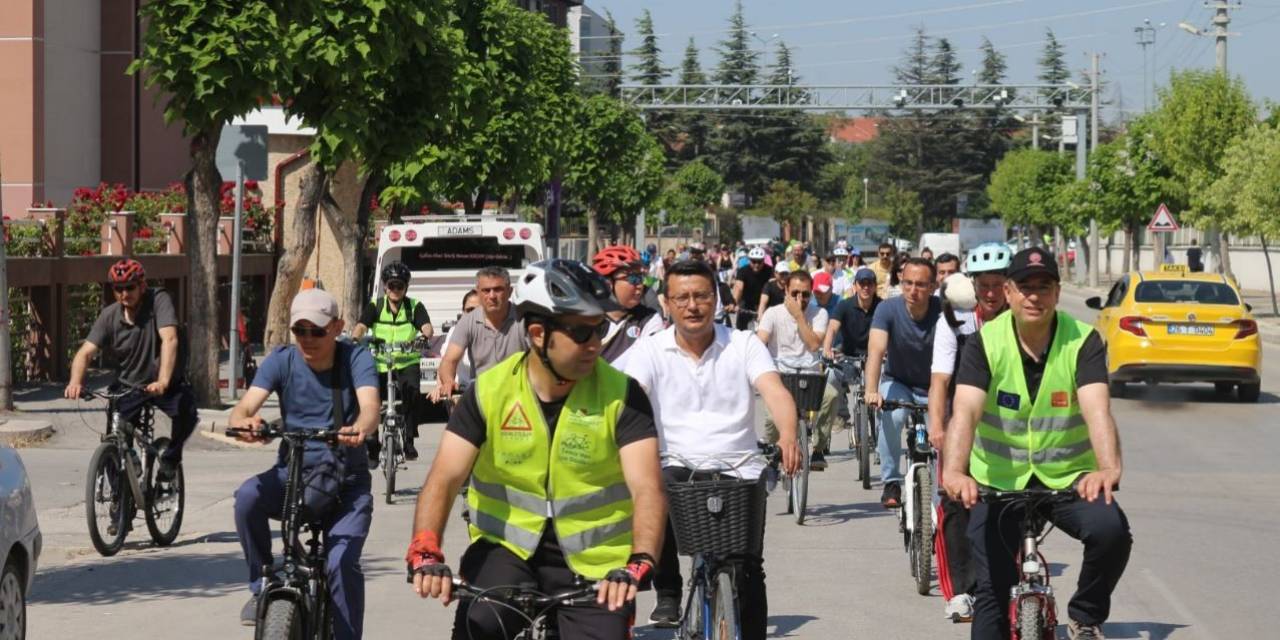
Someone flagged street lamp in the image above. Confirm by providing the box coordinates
[862,177,869,211]
[1178,21,1205,35]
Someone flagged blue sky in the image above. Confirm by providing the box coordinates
[587,0,1280,120]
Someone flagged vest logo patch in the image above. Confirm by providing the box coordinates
[626,326,641,339]
[996,391,1021,410]
[500,403,533,432]
[1051,391,1070,408]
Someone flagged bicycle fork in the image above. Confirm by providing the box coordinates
[1008,533,1057,638]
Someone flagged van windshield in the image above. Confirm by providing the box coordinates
[400,237,528,271]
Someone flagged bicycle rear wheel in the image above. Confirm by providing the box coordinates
[143,437,185,546]
[709,568,739,640]
[790,420,810,525]
[912,464,934,595]
[259,598,302,640]
[382,424,399,505]
[85,442,132,557]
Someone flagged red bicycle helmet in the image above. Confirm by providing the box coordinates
[107,258,146,284]
[591,246,642,277]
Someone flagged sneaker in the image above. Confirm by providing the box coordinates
[810,451,828,471]
[404,440,419,461]
[156,457,179,484]
[881,482,902,509]
[649,595,681,628]
[1068,619,1105,639]
[366,441,381,470]
[944,594,974,622]
[240,594,259,626]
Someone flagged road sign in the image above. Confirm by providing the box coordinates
[216,124,268,181]
[1147,203,1179,232]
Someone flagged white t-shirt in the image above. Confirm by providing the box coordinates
[622,324,777,479]
[930,309,980,376]
[605,312,666,372]
[758,303,828,372]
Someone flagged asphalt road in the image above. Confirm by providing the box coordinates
[16,291,1280,639]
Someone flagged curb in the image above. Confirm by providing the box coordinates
[0,418,55,446]
[196,407,278,450]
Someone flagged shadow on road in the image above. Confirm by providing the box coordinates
[1099,621,1189,639]
[795,501,893,526]
[31,546,246,605]
[1118,383,1279,406]
[769,614,818,637]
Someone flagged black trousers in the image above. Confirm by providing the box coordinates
[453,537,632,640]
[376,364,422,437]
[655,466,769,640]
[938,494,975,598]
[116,381,198,465]
[968,485,1132,640]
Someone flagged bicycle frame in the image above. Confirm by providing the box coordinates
[980,488,1075,640]
[99,389,156,509]
[899,408,935,539]
[449,577,599,640]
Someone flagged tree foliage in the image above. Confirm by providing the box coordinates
[755,42,828,193]
[1205,124,1280,238]
[755,180,819,231]
[668,38,712,165]
[987,148,1073,230]
[658,160,725,227]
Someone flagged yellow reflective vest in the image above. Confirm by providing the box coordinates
[369,296,421,372]
[469,352,633,579]
[971,311,1098,490]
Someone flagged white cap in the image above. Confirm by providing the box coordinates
[290,288,339,327]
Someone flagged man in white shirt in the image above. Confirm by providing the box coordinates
[622,259,799,639]
[755,269,839,470]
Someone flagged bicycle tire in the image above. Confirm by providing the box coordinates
[913,465,933,596]
[710,568,739,640]
[791,420,810,525]
[85,442,131,557]
[1016,596,1047,640]
[383,426,398,505]
[259,598,302,640]
[857,402,872,490]
[679,571,706,640]
[143,437,185,546]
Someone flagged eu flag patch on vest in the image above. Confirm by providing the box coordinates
[996,391,1021,410]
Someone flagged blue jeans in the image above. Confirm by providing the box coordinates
[877,377,928,485]
[234,466,374,640]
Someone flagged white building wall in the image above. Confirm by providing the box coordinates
[42,0,101,203]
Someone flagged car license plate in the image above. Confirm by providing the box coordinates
[1167,323,1214,336]
[441,224,481,236]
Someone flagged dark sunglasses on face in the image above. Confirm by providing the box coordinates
[790,291,812,300]
[386,281,406,292]
[615,273,645,286]
[551,320,608,344]
[290,325,328,338]
[112,283,138,294]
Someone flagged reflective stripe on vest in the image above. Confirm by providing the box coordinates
[370,296,420,371]
[971,311,1098,490]
[467,352,634,579]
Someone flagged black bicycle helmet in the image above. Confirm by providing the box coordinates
[512,259,620,319]
[381,261,411,285]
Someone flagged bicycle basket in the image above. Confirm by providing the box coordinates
[667,478,766,557]
[780,372,828,414]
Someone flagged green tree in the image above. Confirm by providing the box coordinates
[563,95,666,253]
[669,38,711,164]
[1083,115,1178,271]
[974,37,1014,172]
[130,0,286,405]
[1149,69,1256,275]
[658,159,725,229]
[756,42,828,192]
[930,37,962,85]
[894,27,932,85]
[987,148,1073,234]
[707,0,767,202]
[977,37,1007,84]
[1038,28,1069,130]
[755,180,819,236]
[630,9,667,85]
[1205,123,1280,309]
[881,183,925,239]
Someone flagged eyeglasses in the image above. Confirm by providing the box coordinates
[550,320,609,344]
[112,283,138,294]
[385,281,406,292]
[614,273,645,286]
[290,325,328,338]
[669,291,715,308]
[790,291,813,300]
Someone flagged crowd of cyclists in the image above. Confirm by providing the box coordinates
[65,234,1133,639]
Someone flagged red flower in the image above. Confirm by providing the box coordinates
[244,179,259,190]
[137,227,154,239]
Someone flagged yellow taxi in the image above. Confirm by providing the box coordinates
[1085,264,1261,401]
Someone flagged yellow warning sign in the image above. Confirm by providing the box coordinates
[500,402,533,432]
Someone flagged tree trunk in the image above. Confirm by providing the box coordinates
[185,128,224,407]
[1075,233,1090,284]
[353,173,383,304]
[1219,231,1233,279]
[1262,235,1279,316]
[265,163,328,348]
[586,208,600,257]
[1122,225,1133,273]
[320,189,364,329]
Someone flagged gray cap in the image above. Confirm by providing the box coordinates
[291,288,339,327]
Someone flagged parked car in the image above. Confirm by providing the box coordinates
[1,445,41,639]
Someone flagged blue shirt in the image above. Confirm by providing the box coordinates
[870,296,941,390]
[252,343,379,471]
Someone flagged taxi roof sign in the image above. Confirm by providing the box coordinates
[1160,263,1187,273]
[1147,203,1180,232]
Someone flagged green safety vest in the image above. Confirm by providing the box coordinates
[468,352,633,580]
[369,296,420,372]
[972,311,1098,491]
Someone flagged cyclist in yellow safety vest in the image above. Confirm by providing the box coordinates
[405,259,667,640]
[351,261,433,462]
[942,247,1132,640]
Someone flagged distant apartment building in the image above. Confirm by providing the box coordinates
[515,0,582,29]
[568,4,619,77]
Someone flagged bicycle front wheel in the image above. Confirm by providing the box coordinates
[679,571,706,640]
[856,402,872,489]
[85,442,132,556]
[912,465,934,596]
[790,420,810,525]
[259,598,302,640]
[1016,596,1048,640]
[143,437,185,546]
[709,568,739,640]
[382,425,399,505]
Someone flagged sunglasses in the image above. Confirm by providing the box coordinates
[290,325,329,338]
[550,320,609,344]
[112,283,138,294]
[790,291,813,300]
[386,281,406,292]
[614,273,645,286]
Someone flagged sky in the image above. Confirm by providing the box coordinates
[586,0,1280,121]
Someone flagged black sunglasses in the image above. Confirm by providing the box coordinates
[614,273,644,286]
[112,283,138,294]
[290,325,328,338]
[790,291,813,299]
[550,320,609,344]
[386,281,406,291]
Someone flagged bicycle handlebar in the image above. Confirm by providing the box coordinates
[448,577,600,608]
[226,419,340,444]
[661,449,771,478]
[879,399,929,412]
[80,381,150,401]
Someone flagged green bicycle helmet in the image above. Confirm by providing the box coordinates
[965,242,1012,275]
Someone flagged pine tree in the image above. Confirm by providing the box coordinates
[671,38,710,164]
[629,9,667,85]
[894,28,931,85]
[679,37,707,84]
[1038,28,1069,130]
[977,37,1007,84]
[714,0,760,85]
[930,37,962,85]
[974,37,1013,187]
[708,0,767,202]
[758,41,827,190]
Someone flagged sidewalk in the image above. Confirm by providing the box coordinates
[1062,278,1280,342]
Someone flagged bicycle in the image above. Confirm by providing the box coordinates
[81,384,185,557]
[825,353,877,490]
[446,577,601,640]
[227,421,340,640]
[977,486,1080,640]
[880,398,935,596]
[366,337,424,505]
[777,366,827,525]
[663,450,770,640]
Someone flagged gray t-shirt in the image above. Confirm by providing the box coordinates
[447,305,526,378]
[870,295,941,390]
[86,289,184,387]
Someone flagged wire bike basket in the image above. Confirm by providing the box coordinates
[667,476,766,557]
[780,372,828,414]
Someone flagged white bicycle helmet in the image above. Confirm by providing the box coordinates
[747,247,767,261]
[832,247,850,257]
[965,242,1013,275]
[512,259,620,319]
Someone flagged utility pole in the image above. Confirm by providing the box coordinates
[1030,113,1041,150]
[0,153,12,410]
[1134,19,1156,111]
[1088,53,1102,287]
[1211,1,1236,73]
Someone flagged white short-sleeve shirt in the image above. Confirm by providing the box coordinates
[931,309,980,376]
[758,303,828,372]
[622,324,777,478]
